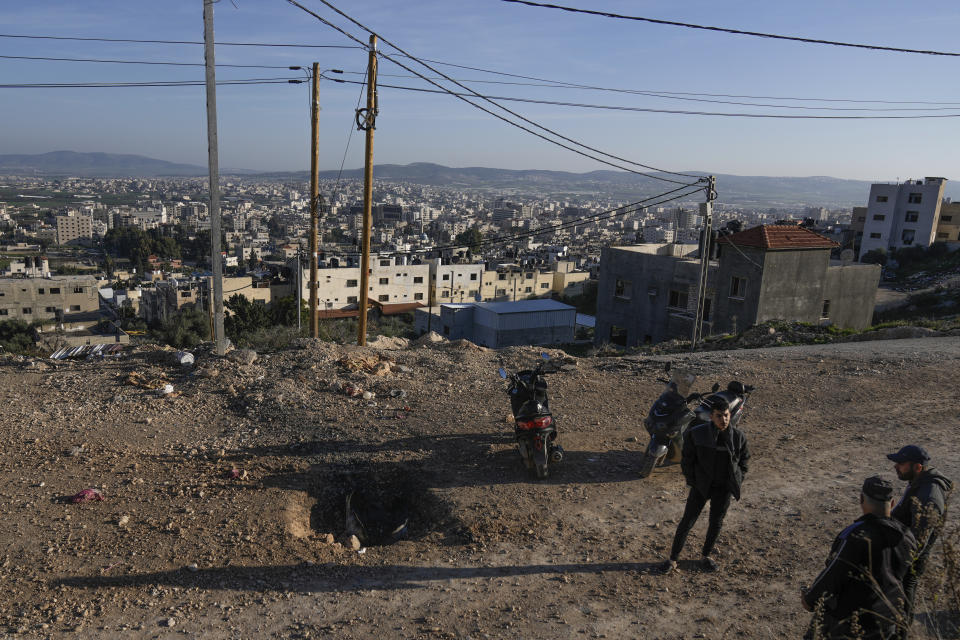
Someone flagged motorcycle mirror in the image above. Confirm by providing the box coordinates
[498,368,507,379]
[711,382,720,392]
[540,352,550,360]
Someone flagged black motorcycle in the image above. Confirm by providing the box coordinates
[638,363,754,478]
[499,353,563,479]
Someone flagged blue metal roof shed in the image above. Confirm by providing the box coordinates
[470,299,575,348]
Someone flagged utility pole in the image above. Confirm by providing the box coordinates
[690,176,716,351]
[356,35,378,346]
[296,249,302,332]
[202,0,226,355]
[309,62,321,339]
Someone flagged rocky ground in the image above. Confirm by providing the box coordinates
[1,335,958,639]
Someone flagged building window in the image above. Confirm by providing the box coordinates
[729,276,747,299]
[869,232,882,239]
[872,215,885,221]
[876,196,888,203]
[347,296,358,304]
[22,307,31,314]
[942,215,952,222]
[70,305,81,312]
[525,272,533,279]
[346,279,358,287]
[668,289,688,310]
[470,273,477,280]
[498,273,506,281]
[38,288,44,294]
[378,294,389,302]
[379,259,391,267]
[442,273,450,281]
[379,277,389,285]
[524,286,532,293]
[414,276,423,283]
[49,287,61,294]
[180,291,191,298]
[938,232,949,239]
[0,309,6,316]
[905,211,919,223]
[45,306,57,313]
[414,292,423,300]
[540,283,549,289]
[495,289,506,297]
[609,325,627,346]
[908,193,922,204]
[901,229,916,245]
[614,278,631,300]
[468,289,478,296]
[441,290,449,298]
[74,287,84,293]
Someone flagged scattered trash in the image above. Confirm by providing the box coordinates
[125,371,169,391]
[117,515,130,527]
[174,351,195,366]
[227,468,248,480]
[163,617,177,628]
[162,384,174,396]
[388,389,407,399]
[186,563,199,572]
[358,547,367,554]
[362,391,375,401]
[341,383,362,397]
[50,343,125,360]
[69,488,104,503]
[67,445,84,457]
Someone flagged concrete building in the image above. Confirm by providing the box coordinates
[596,227,880,347]
[0,275,100,322]
[139,281,199,325]
[296,255,430,309]
[415,299,576,348]
[2,256,50,277]
[430,259,484,304]
[55,213,93,245]
[935,201,960,244]
[859,177,947,259]
[479,265,554,302]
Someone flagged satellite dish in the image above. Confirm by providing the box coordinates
[840,249,855,265]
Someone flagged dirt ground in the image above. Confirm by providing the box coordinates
[1,336,958,639]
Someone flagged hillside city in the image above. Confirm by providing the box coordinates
[0,170,958,354]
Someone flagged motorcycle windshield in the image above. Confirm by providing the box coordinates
[669,367,697,398]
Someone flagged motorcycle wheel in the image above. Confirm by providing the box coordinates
[533,444,549,479]
[517,442,534,469]
[637,452,664,478]
[535,460,549,479]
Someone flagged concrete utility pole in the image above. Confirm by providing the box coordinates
[690,175,716,351]
[202,0,226,355]
[309,62,321,339]
[356,35,378,346]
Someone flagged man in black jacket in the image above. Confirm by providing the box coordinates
[887,445,954,639]
[662,398,749,573]
[802,476,917,640]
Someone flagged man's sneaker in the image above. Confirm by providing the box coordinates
[700,556,718,572]
[661,559,678,574]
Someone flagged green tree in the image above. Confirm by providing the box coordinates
[860,248,887,266]
[455,225,484,251]
[223,294,272,343]
[155,308,209,348]
[0,320,37,354]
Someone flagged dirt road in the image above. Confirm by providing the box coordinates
[1,336,957,638]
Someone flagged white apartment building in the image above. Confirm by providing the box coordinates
[859,177,947,259]
[429,259,484,304]
[299,254,429,309]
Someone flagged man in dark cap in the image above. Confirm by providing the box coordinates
[802,476,917,640]
[887,445,954,638]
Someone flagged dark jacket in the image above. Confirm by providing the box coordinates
[681,421,749,500]
[891,467,953,550]
[805,514,917,639]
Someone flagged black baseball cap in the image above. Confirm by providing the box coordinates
[862,476,894,502]
[886,445,930,465]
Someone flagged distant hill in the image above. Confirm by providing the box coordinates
[2,153,956,207]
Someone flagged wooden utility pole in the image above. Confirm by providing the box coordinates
[690,176,716,351]
[202,0,226,355]
[356,35,378,346]
[309,62,320,338]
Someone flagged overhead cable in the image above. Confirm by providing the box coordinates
[499,0,960,57]
[283,0,703,186]
[0,54,296,69]
[0,32,362,49]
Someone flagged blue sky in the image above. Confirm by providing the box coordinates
[2,0,960,180]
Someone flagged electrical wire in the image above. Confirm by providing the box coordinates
[499,0,960,58]
[0,78,298,88]
[283,0,703,186]
[0,54,296,69]
[338,79,960,119]
[0,32,362,49]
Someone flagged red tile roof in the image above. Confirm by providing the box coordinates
[716,225,839,250]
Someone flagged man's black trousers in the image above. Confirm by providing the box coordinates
[670,486,732,560]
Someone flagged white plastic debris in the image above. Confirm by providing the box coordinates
[175,351,195,366]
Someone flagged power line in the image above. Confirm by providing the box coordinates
[341,79,960,119]
[283,0,702,187]
[0,54,295,69]
[0,78,297,88]
[499,0,960,58]
[0,32,362,49]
